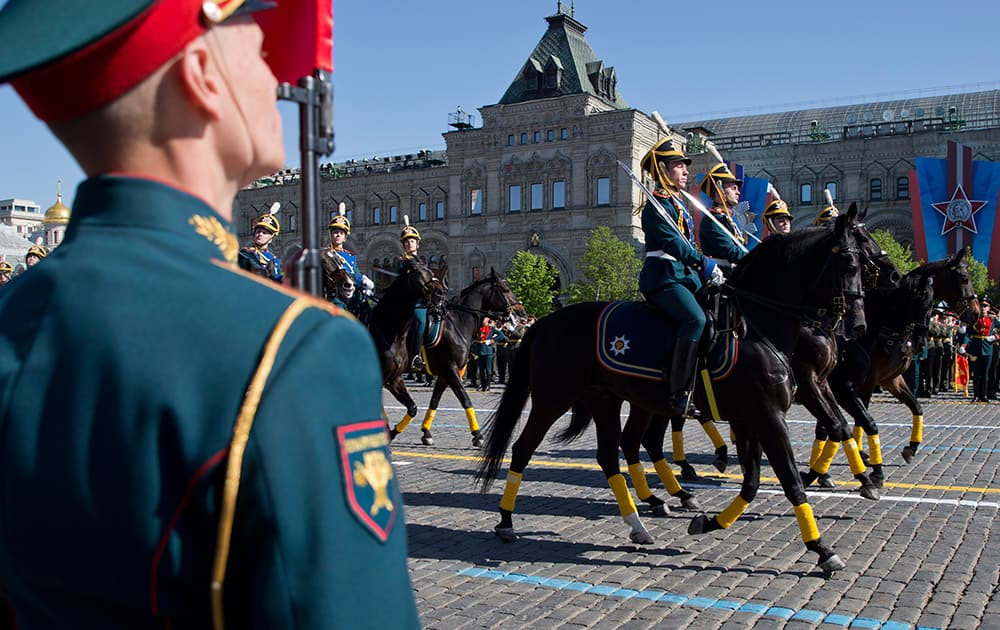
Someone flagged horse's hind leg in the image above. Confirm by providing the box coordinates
[495,398,573,542]
[669,415,700,481]
[883,374,924,463]
[638,414,700,512]
[386,378,420,442]
[688,432,759,535]
[591,399,652,544]
[445,366,484,447]
[415,377,449,446]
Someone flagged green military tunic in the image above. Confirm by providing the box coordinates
[0,176,419,628]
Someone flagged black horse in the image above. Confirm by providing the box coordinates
[389,269,523,447]
[476,209,866,573]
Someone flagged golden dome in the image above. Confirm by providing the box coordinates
[43,181,70,225]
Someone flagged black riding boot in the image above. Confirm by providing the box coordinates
[666,339,700,418]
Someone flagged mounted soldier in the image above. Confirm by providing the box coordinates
[327,203,374,318]
[0,261,11,286]
[237,207,283,283]
[698,161,747,271]
[25,243,47,268]
[637,135,724,416]
[814,190,840,226]
[762,198,794,237]
[398,216,431,381]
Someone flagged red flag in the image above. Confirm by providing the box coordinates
[257,0,333,83]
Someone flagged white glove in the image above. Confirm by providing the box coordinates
[958,346,966,355]
[959,325,967,334]
[707,265,725,287]
[988,335,997,342]
[360,274,375,295]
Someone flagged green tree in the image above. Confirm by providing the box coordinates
[869,229,919,274]
[566,226,642,304]
[966,255,996,297]
[506,250,558,317]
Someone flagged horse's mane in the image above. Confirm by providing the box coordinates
[728,226,836,289]
[459,272,498,298]
[905,257,953,279]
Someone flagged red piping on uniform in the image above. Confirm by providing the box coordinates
[149,447,230,618]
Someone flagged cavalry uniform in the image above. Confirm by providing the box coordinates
[398,218,429,378]
[698,162,747,268]
[327,212,374,319]
[237,212,283,283]
[0,2,418,627]
[762,198,794,238]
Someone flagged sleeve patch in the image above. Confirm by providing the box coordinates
[335,420,398,542]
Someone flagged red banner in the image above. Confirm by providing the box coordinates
[257,0,333,82]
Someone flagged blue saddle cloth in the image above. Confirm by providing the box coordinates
[596,301,740,382]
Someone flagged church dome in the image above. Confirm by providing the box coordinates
[42,185,70,225]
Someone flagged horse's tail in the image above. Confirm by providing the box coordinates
[475,324,536,492]
[555,401,593,443]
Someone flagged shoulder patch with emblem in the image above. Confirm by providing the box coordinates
[336,420,397,542]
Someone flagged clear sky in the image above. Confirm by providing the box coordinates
[1,0,998,208]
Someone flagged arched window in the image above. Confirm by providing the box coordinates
[869,178,882,201]
[800,183,812,204]
[896,176,910,200]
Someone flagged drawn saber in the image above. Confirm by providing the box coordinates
[617,159,689,242]
[649,112,749,255]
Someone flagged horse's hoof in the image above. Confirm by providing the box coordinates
[819,554,846,573]
[421,430,434,446]
[679,463,699,481]
[687,514,709,535]
[869,472,884,488]
[388,428,399,442]
[817,473,835,488]
[680,496,701,511]
[471,430,484,448]
[494,527,518,543]
[859,485,880,501]
[901,446,915,464]
[800,470,816,488]
[650,504,669,517]
[713,446,728,473]
[629,530,654,545]
[860,451,871,466]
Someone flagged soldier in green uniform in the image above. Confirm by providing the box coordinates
[698,161,747,269]
[0,1,420,628]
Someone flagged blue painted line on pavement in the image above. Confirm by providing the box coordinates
[456,566,940,629]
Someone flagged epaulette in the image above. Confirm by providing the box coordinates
[211,258,354,320]
[652,191,670,199]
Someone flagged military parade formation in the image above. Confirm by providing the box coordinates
[0,0,996,628]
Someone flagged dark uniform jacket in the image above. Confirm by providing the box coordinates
[638,193,706,295]
[699,204,746,265]
[0,176,419,628]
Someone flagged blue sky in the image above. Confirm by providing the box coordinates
[1,0,998,208]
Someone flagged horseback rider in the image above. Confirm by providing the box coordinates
[0,262,11,286]
[813,201,840,226]
[238,211,283,283]
[398,216,430,381]
[25,244,47,268]
[328,206,375,316]
[698,162,747,270]
[762,198,793,237]
[638,136,724,416]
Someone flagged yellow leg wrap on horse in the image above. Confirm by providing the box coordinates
[911,415,923,443]
[794,503,821,543]
[395,414,414,433]
[810,440,826,468]
[499,471,522,513]
[699,369,721,421]
[671,431,686,463]
[608,473,637,516]
[465,408,479,432]
[701,420,725,450]
[867,434,883,466]
[653,459,682,495]
[627,463,653,501]
[816,440,839,474]
[842,439,865,475]
[717,496,750,529]
[420,409,437,431]
[853,425,864,450]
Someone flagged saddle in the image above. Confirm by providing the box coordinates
[595,296,744,382]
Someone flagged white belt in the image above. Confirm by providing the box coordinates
[645,250,678,262]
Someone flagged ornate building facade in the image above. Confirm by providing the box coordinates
[235,5,1000,296]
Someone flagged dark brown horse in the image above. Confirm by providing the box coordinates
[389,269,523,447]
[476,209,866,573]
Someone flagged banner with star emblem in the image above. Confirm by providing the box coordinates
[336,420,397,542]
[910,140,1000,278]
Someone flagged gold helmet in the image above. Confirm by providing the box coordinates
[640,136,691,191]
[813,205,839,226]
[699,162,742,200]
[26,244,48,260]
[328,201,351,235]
[763,199,793,233]
[0,262,12,273]
[399,215,420,242]
[254,213,280,235]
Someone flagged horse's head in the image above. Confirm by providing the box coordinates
[479,268,525,321]
[321,250,356,303]
[827,204,867,338]
[852,206,902,290]
[398,256,441,305]
[940,247,981,325]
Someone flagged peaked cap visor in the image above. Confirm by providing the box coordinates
[0,0,274,122]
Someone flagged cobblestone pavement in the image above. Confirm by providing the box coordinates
[385,383,999,630]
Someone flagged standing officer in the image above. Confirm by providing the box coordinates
[762,198,793,237]
[638,136,724,416]
[0,2,419,628]
[24,243,47,267]
[238,210,284,283]
[966,297,995,402]
[0,262,11,286]
[698,162,746,269]
[496,317,526,385]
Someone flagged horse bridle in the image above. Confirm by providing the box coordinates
[803,235,865,330]
[448,275,522,322]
